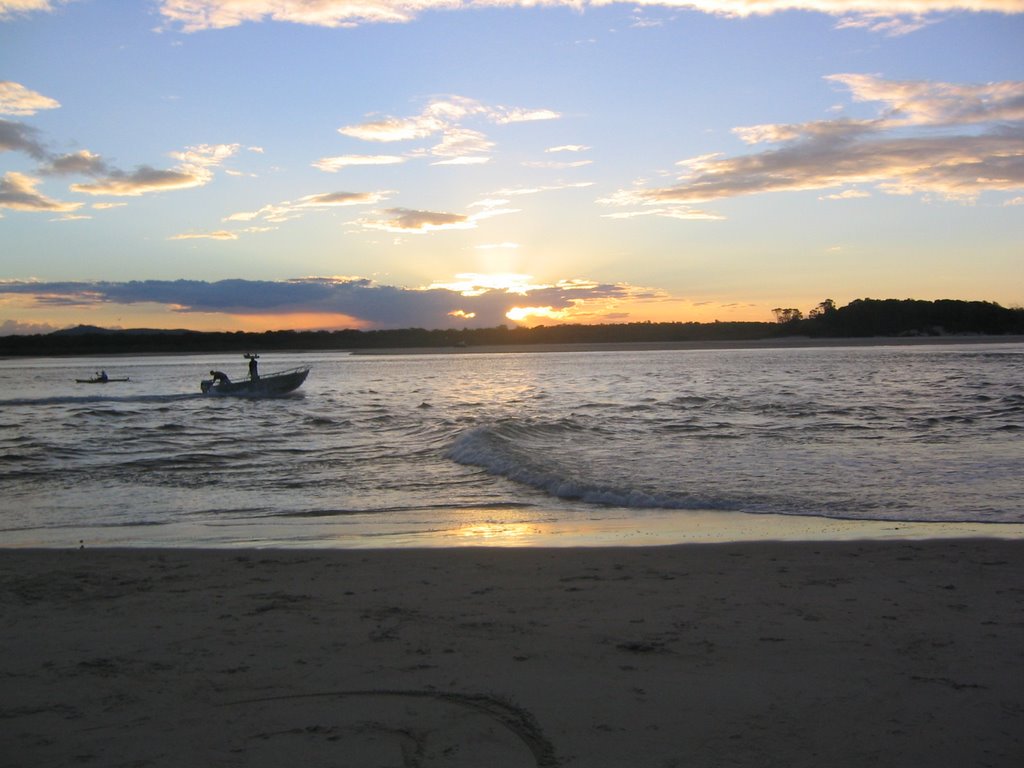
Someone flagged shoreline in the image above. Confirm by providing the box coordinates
[4,507,1024,549]
[4,539,1022,766]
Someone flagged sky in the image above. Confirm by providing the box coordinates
[1,0,1022,334]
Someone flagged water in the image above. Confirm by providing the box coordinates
[1,343,1022,547]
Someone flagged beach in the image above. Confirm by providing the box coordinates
[4,539,1023,767]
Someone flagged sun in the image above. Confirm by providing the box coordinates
[505,306,569,323]
[426,273,549,297]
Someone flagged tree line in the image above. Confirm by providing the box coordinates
[771,298,1024,338]
[1,298,1021,357]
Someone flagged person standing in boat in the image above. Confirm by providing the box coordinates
[248,354,259,381]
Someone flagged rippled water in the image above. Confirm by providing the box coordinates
[1,343,1021,546]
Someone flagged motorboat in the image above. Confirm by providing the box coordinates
[200,366,309,397]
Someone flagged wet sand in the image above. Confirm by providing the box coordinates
[3,539,1023,766]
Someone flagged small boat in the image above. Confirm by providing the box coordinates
[200,366,309,397]
[76,376,130,383]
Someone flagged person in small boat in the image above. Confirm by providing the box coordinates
[248,355,259,381]
[210,370,231,385]
[97,370,108,383]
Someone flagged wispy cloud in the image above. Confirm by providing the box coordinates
[522,159,593,169]
[339,96,559,164]
[169,230,239,241]
[155,1,1024,33]
[820,189,871,200]
[494,181,596,196]
[313,154,406,172]
[600,205,725,221]
[225,189,392,226]
[604,74,1024,214]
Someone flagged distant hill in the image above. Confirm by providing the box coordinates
[50,325,194,337]
[1,299,1021,356]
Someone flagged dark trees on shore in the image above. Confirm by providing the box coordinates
[1,298,1021,356]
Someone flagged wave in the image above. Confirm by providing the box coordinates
[446,423,731,512]
[444,419,1024,524]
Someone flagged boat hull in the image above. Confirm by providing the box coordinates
[201,367,309,397]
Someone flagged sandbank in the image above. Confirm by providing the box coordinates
[3,539,1023,766]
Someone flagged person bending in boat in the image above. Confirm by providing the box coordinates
[210,370,231,385]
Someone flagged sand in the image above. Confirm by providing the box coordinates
[3,540,1023,767]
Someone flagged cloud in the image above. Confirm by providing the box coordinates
[432,156,490,166]
[840,74,1024,126]
[1,119,239,201]
[833,11,936,35]
[71,165,210,197]
[604,74,1024,210]
[39,149,109,176]
[820,188,871,200]
[157,1,1024,33]
[0,318,60,336]
[171,142,240,170]
[600,205,725,220]
[0,275,661,329]
[0,81,60,116]
[546,145,590,153]
[494,181,596,196]
[0,171,82,212]
[494,107,560,124]
[359,198,520,233]
[0,118,48,159]
[299,191,391,207]
[522,159,593,169]
[169,230,239,241]
[0,1,60,20]
[313,154,406,172]
[360,207,476,234]
[70,143,239,197]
